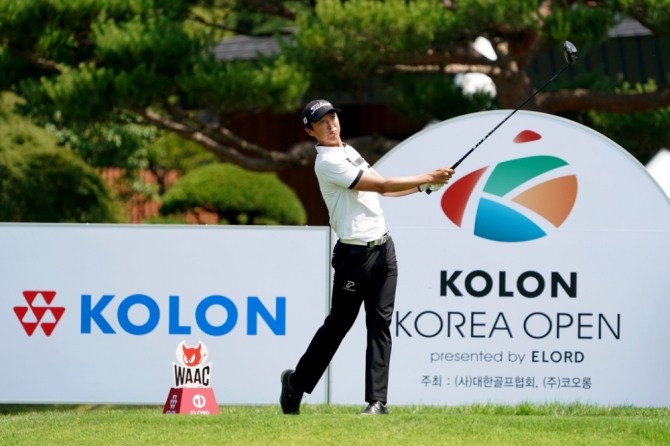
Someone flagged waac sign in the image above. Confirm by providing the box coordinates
[164,340,220,415]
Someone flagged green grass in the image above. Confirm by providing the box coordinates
[1,403,669,445]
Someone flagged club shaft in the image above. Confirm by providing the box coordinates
[451,62,572,169]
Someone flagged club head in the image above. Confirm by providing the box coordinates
[563,41,578,65]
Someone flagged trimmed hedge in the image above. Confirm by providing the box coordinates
[160,163,307,225]
[0,93,119,222]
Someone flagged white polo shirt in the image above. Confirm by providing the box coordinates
[314,143,388,242]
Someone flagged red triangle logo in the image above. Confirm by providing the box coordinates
[50,307,65,323]
[20,322,38,336]
[22,290,39,306]
[41,291,57,305]
[13,306,28,320]
[31,307,48,323]
[41,323,58,336]
[16,291,64,336]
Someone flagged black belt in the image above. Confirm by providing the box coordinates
[340,232,390,248]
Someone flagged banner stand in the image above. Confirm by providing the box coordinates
[162,387,219,415]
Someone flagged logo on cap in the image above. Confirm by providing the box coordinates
[302,100,339,126]
[310,101,331,115]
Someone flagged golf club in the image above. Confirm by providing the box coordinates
[450,40,578,170]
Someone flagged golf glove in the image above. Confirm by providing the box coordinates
[419,183,444,194]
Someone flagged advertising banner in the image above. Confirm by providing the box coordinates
[2,111,668,408]
[330,111,670,406]
[0,225,330,404]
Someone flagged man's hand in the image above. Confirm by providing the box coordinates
[421,167,454,194]
[419,184,443,194]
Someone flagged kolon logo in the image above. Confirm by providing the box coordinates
[441,130,578,242]
[14,290,66,336]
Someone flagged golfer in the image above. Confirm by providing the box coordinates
[280,99,454,415]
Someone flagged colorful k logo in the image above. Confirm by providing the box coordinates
[14,290,65,336]
[441,154,577,242]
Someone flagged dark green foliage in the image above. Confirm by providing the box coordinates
[36,113,159,169]
[618,0,670,36]
[0,93,119,222]
[542,1,617,48]
[0,148,121,222]
[1,0,309,128]
[591,108,670,163]
[1,0,669,178]
[386,73,497,124]
[177,55,309,113]
[289,0,454,95]
[160,163,307,225]
[145,132,216,175]
[552,74,670,162]
[585,80,670,163]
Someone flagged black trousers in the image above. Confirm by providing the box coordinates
[291,236,398,403]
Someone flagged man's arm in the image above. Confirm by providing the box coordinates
[353,167,454,196]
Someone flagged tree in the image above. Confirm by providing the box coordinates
[0,0,310,171]
[0,93,120,222]
[1,0,668,172]
[160,163,307,225]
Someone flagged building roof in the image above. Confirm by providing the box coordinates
[213,35,281,61]
[608,17,652,37]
